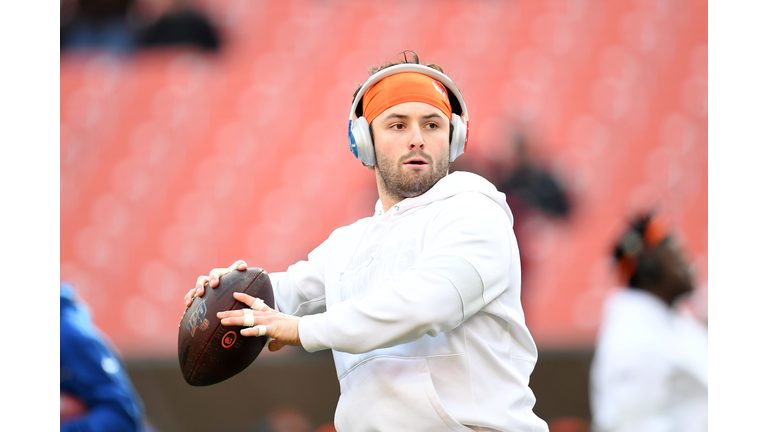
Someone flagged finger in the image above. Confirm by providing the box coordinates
[207,261,248,289]
[195,276,209,297]
[211,266,236,287]
[184,288,197,307]
[218,309,265,328]
[217,308,250,321]
[268,339,284,352]
[233,292,270,311]
[216,310,239,319]
[240,324,268,337]
[232,260,248,271]
[219,315,245,327]
[208,268,225,288]
[241,309,255,328]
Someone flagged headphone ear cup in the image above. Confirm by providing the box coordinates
[349,116,377,166]
[449,114,467,162]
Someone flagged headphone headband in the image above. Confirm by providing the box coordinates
[347,63,470,166]
[349,63,469,123]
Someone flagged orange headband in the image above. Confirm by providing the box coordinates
[362,72,453,122]
[643,215,668,248]
[617,215,669,282]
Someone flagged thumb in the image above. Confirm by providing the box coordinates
[268,339,285,352]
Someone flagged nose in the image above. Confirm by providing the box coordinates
[408,128,425,149]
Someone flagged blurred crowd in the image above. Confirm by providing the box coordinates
[60,0,221,54]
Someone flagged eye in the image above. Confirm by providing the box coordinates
[425,122,439,129]
[390,123,405,130]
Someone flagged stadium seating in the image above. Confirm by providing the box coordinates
[61,0,707,357]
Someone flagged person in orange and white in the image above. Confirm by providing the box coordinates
[184,51,549,432]
[589,213,708,432]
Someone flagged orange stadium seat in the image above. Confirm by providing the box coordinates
[61,0,707,357]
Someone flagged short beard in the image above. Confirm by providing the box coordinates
[375,149,449,201]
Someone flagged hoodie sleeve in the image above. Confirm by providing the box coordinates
[299,192,517,354]
[268,226,345,316]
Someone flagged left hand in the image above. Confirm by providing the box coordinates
[184,260,248,308]
[217,292,301,352]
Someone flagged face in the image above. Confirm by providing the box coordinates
[655,239,695,301]
[370,102,451,207]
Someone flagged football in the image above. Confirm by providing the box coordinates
[178,267,274,386]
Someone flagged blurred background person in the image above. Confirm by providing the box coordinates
[60,0,140,53]
[499,132,572,221]
[60,0,221,53]
[589,212,707,432]
[60,282,147,432]
[137,0,222,52]
[496,131,572,311]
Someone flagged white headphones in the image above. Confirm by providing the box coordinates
[347,63,470,167]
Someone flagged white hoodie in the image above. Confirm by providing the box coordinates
[269,171,549,432]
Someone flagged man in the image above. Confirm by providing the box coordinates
[589,213,708,432]
[61,282,146,432]
[184,51,549,431]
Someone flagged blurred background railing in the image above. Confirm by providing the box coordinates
[60,0,707,430]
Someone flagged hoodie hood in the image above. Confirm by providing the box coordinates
[374,171,514,224]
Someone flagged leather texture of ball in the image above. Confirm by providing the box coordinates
[178,267,274,386]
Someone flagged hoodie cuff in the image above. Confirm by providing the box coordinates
[298,313,332,352]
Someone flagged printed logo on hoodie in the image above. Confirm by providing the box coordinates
[340,238,417,301]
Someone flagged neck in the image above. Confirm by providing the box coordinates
[375,172,403,212]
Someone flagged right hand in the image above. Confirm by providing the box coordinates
[183,260,248,308]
